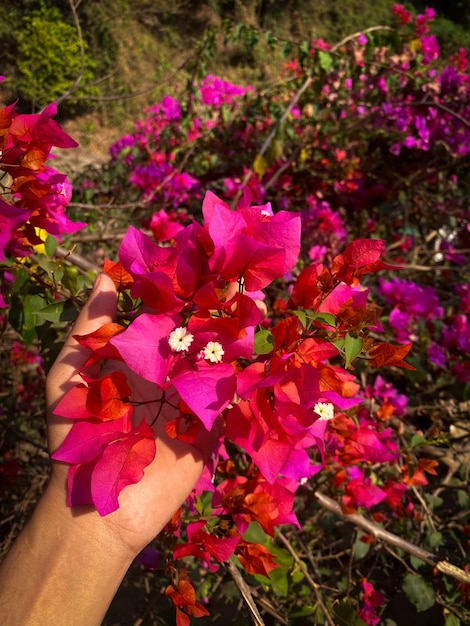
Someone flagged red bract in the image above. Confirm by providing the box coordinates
[213,473,299,536]
[201,190,301,290]
[173,520,240,571]
[235,539,279,577]
[7,103,79,152]
[331,239,399,286]
[369,342,415,369]
[54,372,133,422]
[103,258,134,290]
[52,417,156,515]
[165,578,210,626]
[0,97,83,262]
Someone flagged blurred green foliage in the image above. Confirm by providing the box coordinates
[14,6,98,112]
[1,0,470,120]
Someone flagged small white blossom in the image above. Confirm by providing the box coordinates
[314,401,335,421]
[203,341,225,363]
[168,327,194,352]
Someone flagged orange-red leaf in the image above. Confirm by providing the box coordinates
[369,342,415,370]
[21,147,47,171]
[103,258,134,290]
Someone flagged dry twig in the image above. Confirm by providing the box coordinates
[314,490,470,585]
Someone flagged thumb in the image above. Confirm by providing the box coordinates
[47,273,117,410]
[64,272,118,345]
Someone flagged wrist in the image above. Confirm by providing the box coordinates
[44,474,139,565]
[0,477,135,626]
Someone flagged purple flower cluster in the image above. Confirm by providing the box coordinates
[378,278,443,343]
[378,278,470,381]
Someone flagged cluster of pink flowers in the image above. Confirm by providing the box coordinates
[49,188,415,624]
[302,196,348,262]
[199,74,252,107]
[0,96,83,267]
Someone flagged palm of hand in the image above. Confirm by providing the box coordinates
[46,274,220,555]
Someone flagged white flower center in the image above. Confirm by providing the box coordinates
[314,402,335,421]
[203,341,225,363]
[168,327,194,352]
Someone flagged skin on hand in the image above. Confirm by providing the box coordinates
[0,273,222,626]
[47,272,223,555]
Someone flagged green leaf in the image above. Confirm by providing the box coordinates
[353,531,371,560]
[263,563,290,597]
[410,433,426,449]
[318,50,333,72]
[410,556,426,571]
[308,312,336,327]
[281,41,292,59]
[402,573,436,612]
[344,333,363,368]
[457,489,469,508]
[9,293,44,345]
[291,309,307,328]
[332,601,367,626]
[290,606,316,618]
[45,235,58,256]
[243,522,270,545]
[445,614,461,626]
[427,531,443,549]
[254,329,275,355]
[33,300,78,325]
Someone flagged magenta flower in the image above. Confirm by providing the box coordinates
[0,201,30,261]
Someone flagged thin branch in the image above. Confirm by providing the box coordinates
[0,419,48,455]
[277,531,338,626]
[225,560,266,626]
[54,247,100,273]
[230,75,313,209]
[330,25,394,52]
[314,491,470,585]
[56,0,85,106]
[69,55,195,102]
[68,201,150,211]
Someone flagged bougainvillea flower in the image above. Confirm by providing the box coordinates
[341,467,387,512]
[173,520,240,571]
[213,474,299,535]
[7,103,79,151]
[118,226,183,313]
[0,200,30,260]
[110,313,182,385]
[358,579,386,626]
[53,371,133,422]
[165,578,210,626]
[53,417,156,516]
[235,539,279,577]
[201,190,301,290]
[150,208,185,242]
[171,359,236,430]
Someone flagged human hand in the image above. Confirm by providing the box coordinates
[46,273,222,558]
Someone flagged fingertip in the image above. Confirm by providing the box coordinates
[69,272,118,339]
[93,271,117,295]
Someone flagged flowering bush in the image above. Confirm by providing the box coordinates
[1,4,470,625]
